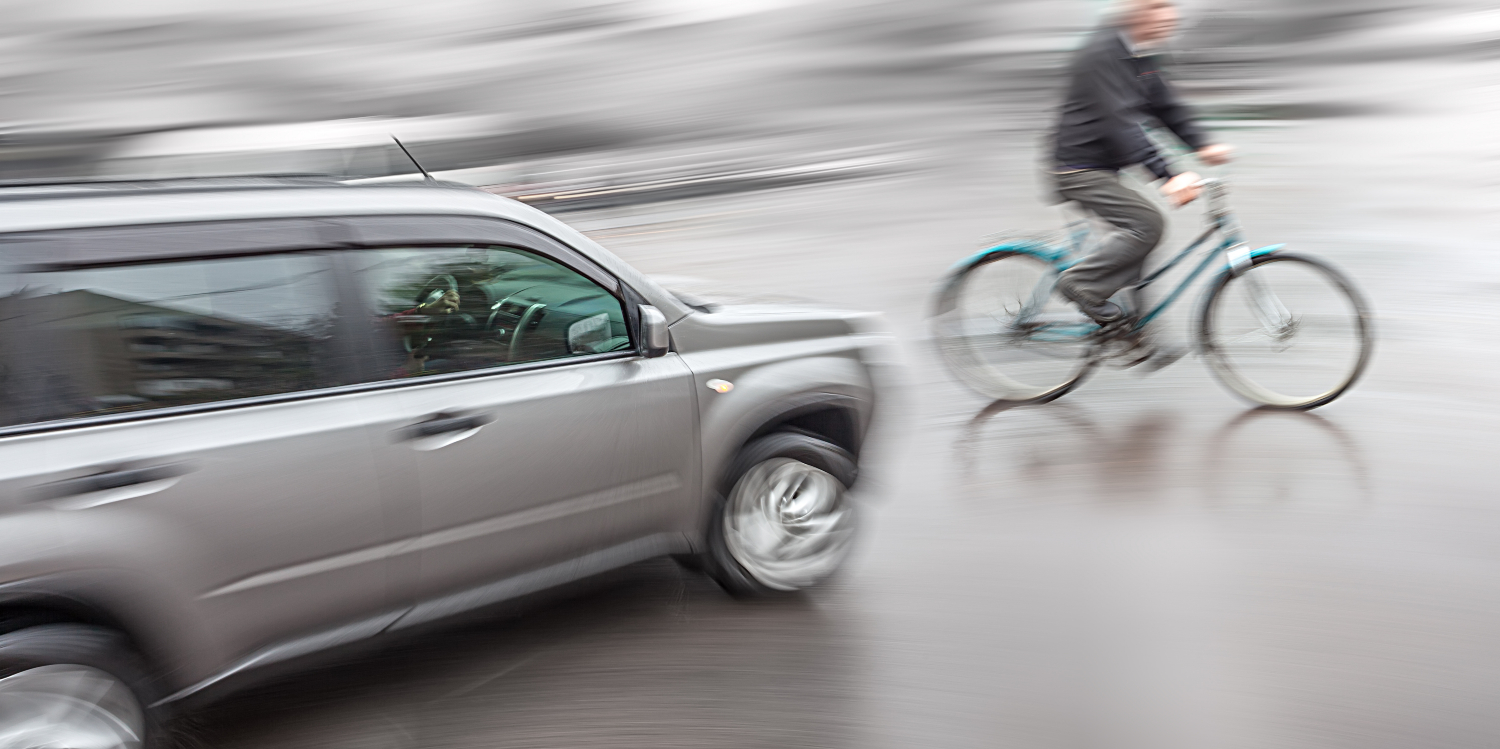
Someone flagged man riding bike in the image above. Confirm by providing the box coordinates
[1049,0,1233,327]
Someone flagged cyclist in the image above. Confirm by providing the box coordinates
[1049,0,1233,326]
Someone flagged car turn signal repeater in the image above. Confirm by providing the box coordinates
[706,379,734,394]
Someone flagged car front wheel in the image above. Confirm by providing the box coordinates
[707,432,858,596]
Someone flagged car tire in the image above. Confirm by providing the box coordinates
[705,432,859,597]
[0,624,159,749]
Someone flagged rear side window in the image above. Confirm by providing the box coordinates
[345,245,630,379]
[0,253,342,426]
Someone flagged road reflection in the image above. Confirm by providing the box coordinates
[1202,408,1373,509]
[955,401,1103,503]
[957,400,1370,510]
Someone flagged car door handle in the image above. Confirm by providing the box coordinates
[32,462,195,505]
[398,412,495,442]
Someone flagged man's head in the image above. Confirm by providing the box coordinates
[1116,0,1179,48]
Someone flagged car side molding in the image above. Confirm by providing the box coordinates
[152,532,690,707]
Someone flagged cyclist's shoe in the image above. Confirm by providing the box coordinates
[1056,279,1125,325]
[1077,299,1125,325]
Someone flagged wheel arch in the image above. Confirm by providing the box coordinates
[0,573,208,697]
[0,587,153,664]
[678,389,868,555]
[731,394,865,494]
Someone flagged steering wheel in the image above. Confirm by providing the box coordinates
[488,291,547,362]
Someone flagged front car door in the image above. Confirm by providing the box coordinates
[337,218,698,622]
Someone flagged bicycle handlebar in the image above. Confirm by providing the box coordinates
[1192,177,1230,220]
[1192,177,1241,241]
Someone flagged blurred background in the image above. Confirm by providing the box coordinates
[7,0,1498,746]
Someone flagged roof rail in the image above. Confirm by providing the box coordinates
[0,175,355,201]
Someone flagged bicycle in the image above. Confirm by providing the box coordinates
[932,178,1373,410]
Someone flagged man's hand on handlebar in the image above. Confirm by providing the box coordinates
[1196,144,1234,167]
[1161,172,1202,207]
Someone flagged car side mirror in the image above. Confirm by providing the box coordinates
[638,305,670,358]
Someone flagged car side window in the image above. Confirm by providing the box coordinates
[0,253,342,426]
[346,245,630,379]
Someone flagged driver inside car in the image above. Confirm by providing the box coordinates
[389,288,463,375]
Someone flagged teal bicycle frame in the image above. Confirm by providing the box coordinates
[953,179,1283,340]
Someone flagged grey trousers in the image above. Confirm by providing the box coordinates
[1050,169,1165,309]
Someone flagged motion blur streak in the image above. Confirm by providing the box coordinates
[0,0,1495,747]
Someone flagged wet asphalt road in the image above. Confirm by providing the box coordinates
[195,20,1500,749]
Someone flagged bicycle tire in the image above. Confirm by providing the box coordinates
[933,248,1098,405]
[1198,252,1373,410]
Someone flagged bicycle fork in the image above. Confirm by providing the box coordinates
[1229,244,1296,341]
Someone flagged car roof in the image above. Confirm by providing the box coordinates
[0,178,690,322]
[0,178,513,231]
[104,115,506,160]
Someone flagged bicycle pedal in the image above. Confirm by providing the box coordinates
[1094,319,1138,341]
[1139,345,1187,373]
[1117,344,1187,374]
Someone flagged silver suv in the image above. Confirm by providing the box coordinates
[0,178,879,746]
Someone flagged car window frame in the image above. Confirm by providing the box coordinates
[1,215,618,293]
[0,214,652,439]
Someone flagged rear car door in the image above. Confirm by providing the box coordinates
[0,227,400,680]
[339,217,698,621]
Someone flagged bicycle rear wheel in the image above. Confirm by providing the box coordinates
[933,249,1097,404]
[1198,252,1372,410]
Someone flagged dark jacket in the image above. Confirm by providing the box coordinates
[1052,29,1207,181]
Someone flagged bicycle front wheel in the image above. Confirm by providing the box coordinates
[1199,252,1372,410]
[933,249,1097,404]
